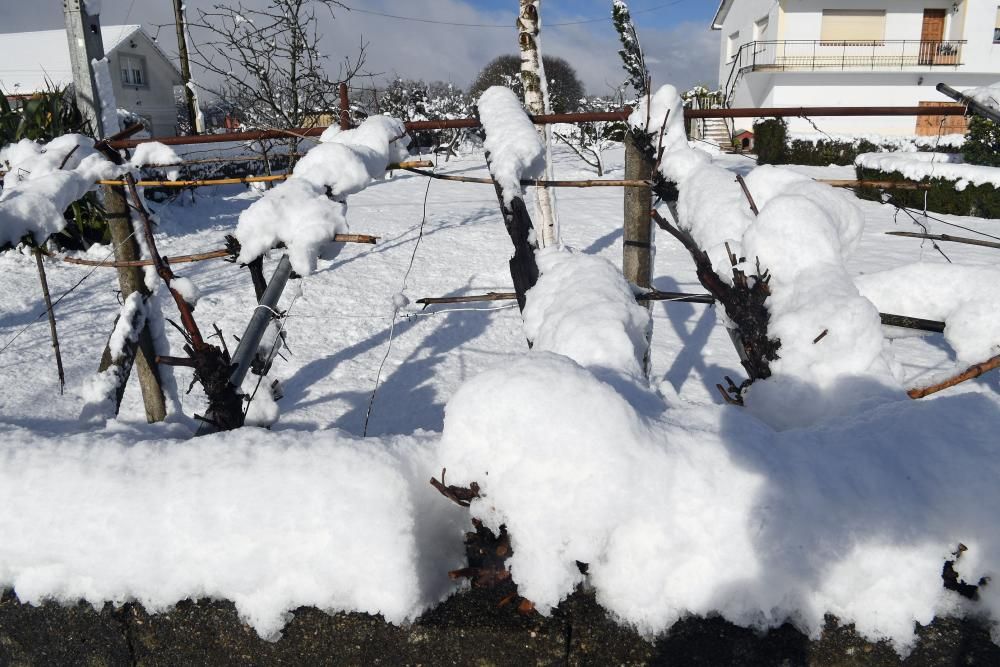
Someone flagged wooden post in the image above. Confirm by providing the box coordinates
[623,133,655,289]
[172,0,202,134]
[34,248,66,393]
[339,82,350,130]
[96,185,167,422]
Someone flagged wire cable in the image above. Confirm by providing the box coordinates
[340,0,686,29]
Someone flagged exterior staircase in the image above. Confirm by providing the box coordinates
[701,117,734,151]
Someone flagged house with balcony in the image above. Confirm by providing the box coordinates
[0,25,183,137]
[712,0,1000,135]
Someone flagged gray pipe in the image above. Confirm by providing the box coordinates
[936,83,1000,124]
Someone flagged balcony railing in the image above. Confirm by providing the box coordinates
[728,39,966,75]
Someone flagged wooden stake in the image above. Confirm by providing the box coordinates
[95,161,433,188]
[401,166,649,188]
[33,247,66,394]
[623,132,655,290]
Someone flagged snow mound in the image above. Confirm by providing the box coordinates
[477,86,545,206]
[0,134,119,247]
[523,247,650,379]
[235,115,409,275]
[857,263,1000,363]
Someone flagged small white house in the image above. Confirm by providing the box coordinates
[712,0,1000,135]
[0,25,183,137]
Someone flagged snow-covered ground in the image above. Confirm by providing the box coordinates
[2,137,1000,649]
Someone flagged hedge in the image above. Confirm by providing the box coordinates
[855,164,1000,219]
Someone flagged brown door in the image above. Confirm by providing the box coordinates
[920,9,946,65]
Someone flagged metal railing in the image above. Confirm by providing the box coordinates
[724,39,966,105]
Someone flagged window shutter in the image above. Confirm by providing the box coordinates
[820,10,886,43]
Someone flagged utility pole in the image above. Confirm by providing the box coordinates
[172,0,204,134]
[63,0,108,137]
[63,1,167,422]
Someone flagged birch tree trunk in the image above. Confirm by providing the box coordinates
[517,0,558,247]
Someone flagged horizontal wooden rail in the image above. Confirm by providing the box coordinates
[108,105,966,148]
[55,235,378,268]
[94,160,433,188]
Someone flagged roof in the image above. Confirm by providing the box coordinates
[712,0,733,30]
[0,25,162,94]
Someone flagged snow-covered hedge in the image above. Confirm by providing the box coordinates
[855,152,1000,218]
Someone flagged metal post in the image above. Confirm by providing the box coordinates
[172,0,203,134]
[194,255,292,436]
[937,83,1000,124]
[63,0,107,137]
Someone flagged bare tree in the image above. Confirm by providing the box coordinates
[187,0,366,155]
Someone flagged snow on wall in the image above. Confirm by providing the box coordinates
[235,115,409,275]
[856,152,1000,191]
[438,351,1000,652]
[477,86,545,206]
[0,134,119,247]
[0,425,464,641]
[789,132,966,151]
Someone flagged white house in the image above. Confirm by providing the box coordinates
[0,25,183,137]
[712,0,1000,135]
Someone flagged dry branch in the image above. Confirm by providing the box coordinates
[907,354,1000,399]
[820,179,931,190]
[33,248,65,393]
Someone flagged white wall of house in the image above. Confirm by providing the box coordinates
[108,31,182,137]
[715,0,1000,135]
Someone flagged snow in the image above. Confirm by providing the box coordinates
[130,142,182,182]
[91,57,121,138]
[0,26,141,94]
[235,115,409,275]
[966,81,1000,111]
[0,134,118,247]
[523,248,650,380]
[3,130,1000,652]
[857,263,1000,364]
[856,151,1000,190]
[170,276,200,308]
[477,86,545,206]
[78,292,147,423]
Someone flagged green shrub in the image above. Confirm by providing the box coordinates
[753,118,787,165]
[1,87,107,250]
[963,116,1000,167]
[855,164,1000,219]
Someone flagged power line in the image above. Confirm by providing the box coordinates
[339,1,686,29]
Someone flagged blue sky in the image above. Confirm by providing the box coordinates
[1,0,722,93]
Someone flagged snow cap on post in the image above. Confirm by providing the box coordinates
[477,86,545,206]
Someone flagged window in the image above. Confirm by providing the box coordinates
[727,30,741,60]
[994,6,1000,43]
[820,10,886,44]
[120,55,145,87]
[754,16,769,41]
